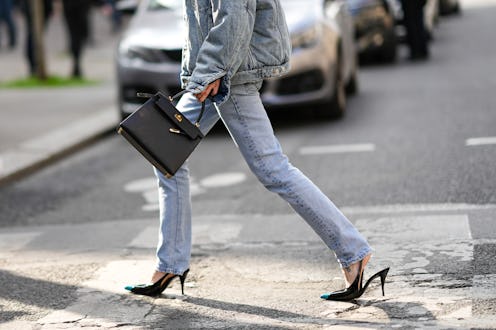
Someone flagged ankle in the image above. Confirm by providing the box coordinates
[343,254,371,286]
[151,270,166,283]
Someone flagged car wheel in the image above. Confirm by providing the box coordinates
[380,29,398,63]
[345,64,359,96]
[315,56,346,119]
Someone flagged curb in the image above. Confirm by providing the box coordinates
[0,109,119,186]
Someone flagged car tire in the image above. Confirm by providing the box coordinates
[315,56,346,119]
[380,29,398,63]
[345,64,359,96]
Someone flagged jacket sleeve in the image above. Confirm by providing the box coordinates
[186,0,257,94]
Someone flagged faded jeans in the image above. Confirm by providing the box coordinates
[153,82,371,275]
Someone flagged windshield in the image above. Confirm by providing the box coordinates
[148,0,182,10]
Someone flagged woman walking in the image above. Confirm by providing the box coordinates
[125,0,388,301]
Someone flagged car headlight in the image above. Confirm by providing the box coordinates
[119,42,161,63]
[291,25,322,50]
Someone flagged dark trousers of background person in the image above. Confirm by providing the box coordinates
[105,0,121,33]
[62,0,90,78]
[400,0,429,60]
[0,0,17,48]
[20,0,52,75]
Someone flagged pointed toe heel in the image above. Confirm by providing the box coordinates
[125,269,190,297]
[321,261,390,302]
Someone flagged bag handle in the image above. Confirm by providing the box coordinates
[137,90,206,127]
[169,90,205,128]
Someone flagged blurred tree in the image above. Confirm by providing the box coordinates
[30,0,47,79]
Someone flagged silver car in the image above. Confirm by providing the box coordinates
[117,0,358,119]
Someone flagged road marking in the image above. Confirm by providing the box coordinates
[341,203,496,215]
[466,136,496,146]
[0,232,40,253]
[124,172,247,212]
[19,203,496,328]
[299,143,375,155]
[127,223,244,249]
[38,260,155,327]
[200,172,246,188]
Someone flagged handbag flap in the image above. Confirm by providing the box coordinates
[155,94,203,140]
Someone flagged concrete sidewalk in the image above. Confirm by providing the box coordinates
[0,7,121,185]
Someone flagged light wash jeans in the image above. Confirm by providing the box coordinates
[153,82,371,275]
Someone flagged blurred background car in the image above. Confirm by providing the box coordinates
[116,0,183,118]
[116,0,358,120]
[261,0,358,118]
[346,0,397,63]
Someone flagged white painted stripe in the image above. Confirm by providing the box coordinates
[200,172,247,188]
[127,223,243,249]
[341,203,496,215]
[0,232,40,252]
[466,137,496,146]
[299,143,375,155]
[128,226,157,249]
[473,275,496,299]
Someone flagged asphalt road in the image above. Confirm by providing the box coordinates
[0,2,495,329]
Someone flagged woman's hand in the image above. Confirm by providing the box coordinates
[195,79,221,102]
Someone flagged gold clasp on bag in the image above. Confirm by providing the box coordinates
[174,114,183,122]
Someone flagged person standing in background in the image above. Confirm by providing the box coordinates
[102,0,122,33]
[61,0,90,78]
[0,0,17,49]
[400,0,429,60]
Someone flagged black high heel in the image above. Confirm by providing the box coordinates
[321,261,389,302]
[125,269,189,296]
[360,267,389,297]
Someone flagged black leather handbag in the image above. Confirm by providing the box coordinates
[117,91,205,178]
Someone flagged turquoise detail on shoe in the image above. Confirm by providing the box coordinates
[320,293,330,299]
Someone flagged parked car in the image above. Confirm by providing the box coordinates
[261,0,358,118]
[116,0,358,119]
[346,0,397,62]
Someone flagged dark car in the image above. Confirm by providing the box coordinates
[346,0,397,62]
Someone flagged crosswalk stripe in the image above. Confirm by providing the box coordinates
[299,143,376,155]
[466,136,496,146]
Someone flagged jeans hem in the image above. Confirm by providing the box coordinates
[156,265,189,275]
[338,247,373,268]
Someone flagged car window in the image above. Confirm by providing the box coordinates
[148,0,182,10]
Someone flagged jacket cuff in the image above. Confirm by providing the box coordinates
[185,73,231,105]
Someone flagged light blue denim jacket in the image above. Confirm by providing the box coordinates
[181,0,291,104]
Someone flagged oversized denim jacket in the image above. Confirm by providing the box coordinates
[181,0,291,104]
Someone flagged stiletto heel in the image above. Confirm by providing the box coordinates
[125,269,190,296]
[380,268,388,296]
[179,269,189,295]
[321,261,389,302]
[360,267,389,298]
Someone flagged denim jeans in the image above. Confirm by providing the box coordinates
[153,82,372,275]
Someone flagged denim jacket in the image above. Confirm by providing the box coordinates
[181,0,291,104]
